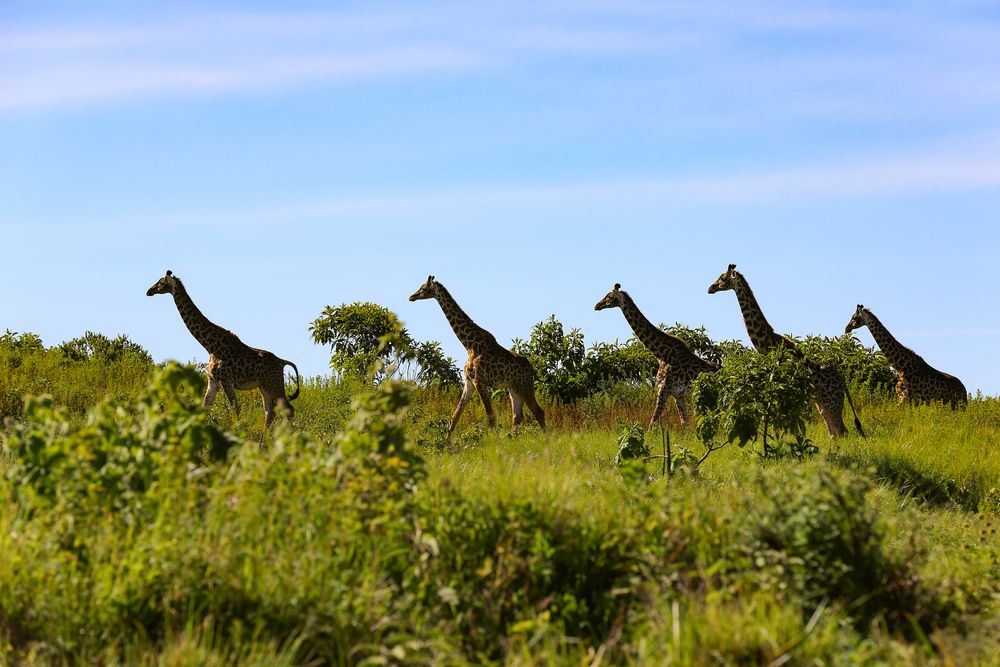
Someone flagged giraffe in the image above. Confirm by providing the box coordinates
[708,264,864,438]
[845,305,967,409]
[146,270,300,427]
[409,275,545,437]
[595,283,718,430]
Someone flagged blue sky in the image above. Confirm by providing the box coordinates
[3,1,1000,393]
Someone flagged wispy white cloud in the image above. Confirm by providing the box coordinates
[60,137,1000,230]
[0,47,481,110]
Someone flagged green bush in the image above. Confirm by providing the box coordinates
[693,345,815,455]
[3,363,238,522]
[797,334,896,396]
[310,301,461,387]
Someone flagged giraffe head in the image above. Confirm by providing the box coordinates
[844,304,870,334]
[146,270,180,297]
[594,283,625,311]
[707,264,738,294]
[408,275,441,302]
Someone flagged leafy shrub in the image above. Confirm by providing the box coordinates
[797,334,896,396]
[310,301,461,387]
[57,331,153,366]
[749,468,944,631]
[3,362,239,522]
[412,340,463,388]
[693,346,815,455]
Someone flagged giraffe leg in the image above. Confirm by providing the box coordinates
[649,364,671,431]
[674,393,691,428]
[204,377,221,409]
[223,384,241,418]
[476,384,496,427]
[261,392,276,428]
[523,389,546,431]
[448,374,475,438]
[509,390,525,427]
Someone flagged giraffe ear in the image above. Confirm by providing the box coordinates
[614,283,621,290]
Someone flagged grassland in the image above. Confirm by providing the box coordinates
[1,356,999,665]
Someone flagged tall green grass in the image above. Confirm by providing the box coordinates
[2,360,999,664]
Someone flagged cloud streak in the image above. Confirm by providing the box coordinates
[44,138,999,230]
[3,1,998,120]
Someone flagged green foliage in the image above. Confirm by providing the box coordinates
[412,340,463,388]
[310,301,461,387]
[1,330,153,419]
[512,315,588,403]
[798,334,897,396]
[693,345,815,454]
[57,331,153,366]
[750,468,942,631]
[0,329,44,356]
[3,362,238,522]
[661,322,725,366]
[310,301,414,383]
[1,331,1000,664]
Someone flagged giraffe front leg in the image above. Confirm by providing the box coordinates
[674,392,691,427]
[648,363,671,432]
[204,377,221,409]
[448,374,474,439]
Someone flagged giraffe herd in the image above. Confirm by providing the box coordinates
[146,265,968,435]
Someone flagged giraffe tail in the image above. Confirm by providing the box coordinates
[844,383,866,438]
[283,360,301,401]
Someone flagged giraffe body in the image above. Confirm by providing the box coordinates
[409,276,544,437]
[708,264,863,438]
[146,270,300,427]
[595,284,718,429]
[845,305,967,408]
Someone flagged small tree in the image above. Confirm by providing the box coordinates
[692,346,815,457]
[310,302,415,383]
[512,315,587,403]
[310,302,460,386]
[412,340,463,388]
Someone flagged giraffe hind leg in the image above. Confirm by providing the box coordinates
[649,379,670,432]
[510,390,525,427]
[476,383,496,427]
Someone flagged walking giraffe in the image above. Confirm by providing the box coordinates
[409,275,545,437]
[845,304,967,408]
[707,264,864,438]
[146,270,300,427]
[595,283,718,430]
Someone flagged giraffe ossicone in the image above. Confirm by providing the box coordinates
[146,269,300,428]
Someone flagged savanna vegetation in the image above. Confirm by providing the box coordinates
[1,312,998,666]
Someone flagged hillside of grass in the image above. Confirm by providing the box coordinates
[1,349,999,665]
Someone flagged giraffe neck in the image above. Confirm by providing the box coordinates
[732,273,789,353]
[434,284,496,350]
[170,280,231,354]
[618,292,690,363]
[862,310,922,374]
